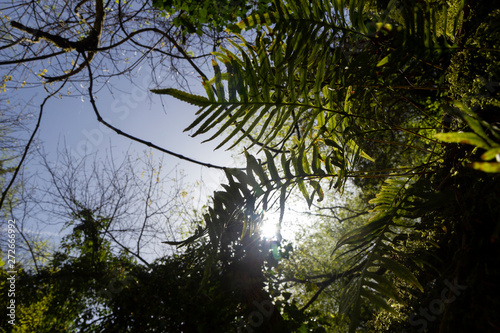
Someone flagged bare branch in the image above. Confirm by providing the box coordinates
[82,52,233,170]
[0,83,65,212]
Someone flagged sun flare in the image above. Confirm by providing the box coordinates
[260,219,279,239]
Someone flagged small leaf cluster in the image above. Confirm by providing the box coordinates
[152,0,272,33]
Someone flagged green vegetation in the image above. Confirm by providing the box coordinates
[152,0,272,33]
[152,0,500,331]
[1,0,499,331]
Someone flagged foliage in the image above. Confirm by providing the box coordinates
[0,208,136,332]
[2,0,500,331]
[152,0,272,34]
[152,0,500,331]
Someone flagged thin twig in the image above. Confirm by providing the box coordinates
[0,85,65,212]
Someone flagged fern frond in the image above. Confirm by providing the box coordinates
[334,177,427,332]
[151,88,212,107]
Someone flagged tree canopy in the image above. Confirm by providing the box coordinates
[1,0,500,332]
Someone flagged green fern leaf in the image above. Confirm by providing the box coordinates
[151,88,212,107]
[376,255,424,292]
[434,132,491,150]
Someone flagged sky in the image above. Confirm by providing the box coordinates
[3,63,309,257]
[1,60,243,260]
[36,69,236,181]
[0,14,308,262]
[0,0,266,259]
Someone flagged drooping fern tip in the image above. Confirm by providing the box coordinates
[151,88,212,107]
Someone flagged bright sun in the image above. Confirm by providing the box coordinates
[259,202,309,241]
[260,218,279,239]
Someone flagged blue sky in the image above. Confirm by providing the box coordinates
[36,70,236,177]
[1,62,240,259]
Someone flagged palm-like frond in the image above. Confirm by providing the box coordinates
[153,0,465,329]
[333,178,425,332]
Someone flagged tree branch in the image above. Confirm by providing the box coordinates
[0,51,66,66]
[82,52,231,170]
[9,0,105,82]
[0,84,65,212]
